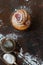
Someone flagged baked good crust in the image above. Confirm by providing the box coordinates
[11,9,31,30]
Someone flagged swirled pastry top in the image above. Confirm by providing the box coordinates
[11,9,31,30]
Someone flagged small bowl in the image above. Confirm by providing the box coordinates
[1,38,16,53]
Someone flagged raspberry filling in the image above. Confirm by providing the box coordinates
[15,13,21,21]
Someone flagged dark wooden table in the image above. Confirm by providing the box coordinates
[0,0,43,65]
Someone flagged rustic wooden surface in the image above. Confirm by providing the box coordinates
[0,0,43,65]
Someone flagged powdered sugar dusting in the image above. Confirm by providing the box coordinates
[18,48,43,65]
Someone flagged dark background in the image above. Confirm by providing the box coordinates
[0,0,43,65]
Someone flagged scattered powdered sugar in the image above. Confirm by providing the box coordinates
[15,9,18,11]
[18,48,43,65]
[0,34,5,42]
[24,53,40,65]
[6,34,18,40]
[6,33,22,40]
[25,0,29,2]
[18,48,23,58]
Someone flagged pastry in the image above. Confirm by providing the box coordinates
[11,9,31,30]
